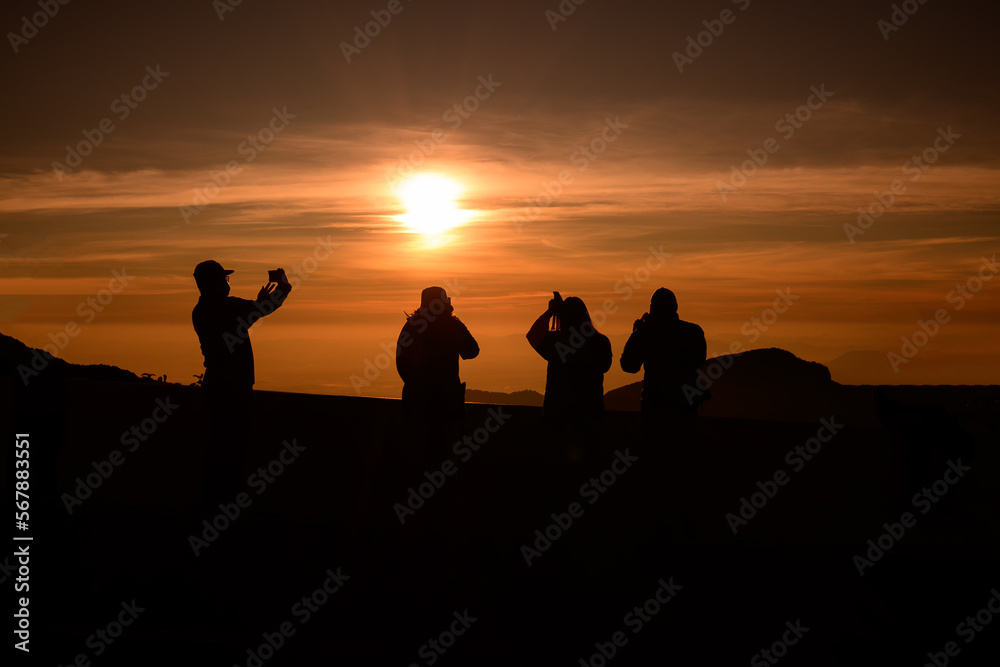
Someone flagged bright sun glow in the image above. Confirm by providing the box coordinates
[395,174,473,234]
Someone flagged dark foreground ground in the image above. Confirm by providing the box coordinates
[4,377,1000,666]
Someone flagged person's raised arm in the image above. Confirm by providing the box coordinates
[526,309,551,355]
[396,322,416,384]
[256,281,291,312]
[255,268,292,314]
[620,316,646,373]
[457,319,480,360]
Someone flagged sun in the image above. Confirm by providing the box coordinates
[394,174,473,234]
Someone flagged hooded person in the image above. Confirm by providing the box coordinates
[395,286,480,421]
[620,288,707,418]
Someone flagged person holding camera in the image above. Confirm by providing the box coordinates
[621,289,706,537]
[192,260,292,510]
[526,292,612,429]
[396,286,480,423]
[620,288,706,422]
[192,260,292,397]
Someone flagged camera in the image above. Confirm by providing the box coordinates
[549,291,564,331]
[550,291,564,313]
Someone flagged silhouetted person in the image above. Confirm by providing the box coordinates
[396,286,479,423]
[621,288,705,538]
[527,294,612,430]
[192,260,291,510]
[193,261,292,395]
[621,288,706,422]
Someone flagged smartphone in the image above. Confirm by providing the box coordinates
[268,268,288,284]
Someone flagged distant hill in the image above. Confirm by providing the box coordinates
[0,331,156,385]
[468,348,865,423]
[3,333,994,431]
[605,347,880,425]
[466,388,543,406]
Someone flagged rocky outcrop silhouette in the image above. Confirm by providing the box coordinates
[605,347,878,424]
[0,331,145,384]
[466,388,544,406]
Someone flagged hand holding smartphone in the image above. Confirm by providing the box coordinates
[268,268,289,285]
[549,291,563,313]
[549,291,563,331]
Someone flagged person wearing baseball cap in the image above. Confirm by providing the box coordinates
[192,260,292,394]
[192,260,291,509]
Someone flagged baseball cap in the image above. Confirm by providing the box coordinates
[193,260,234,279]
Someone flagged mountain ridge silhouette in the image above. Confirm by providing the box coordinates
[0,331,148,384]
[2,333,995,429]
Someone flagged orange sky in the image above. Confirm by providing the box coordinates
[2,0,998,394]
